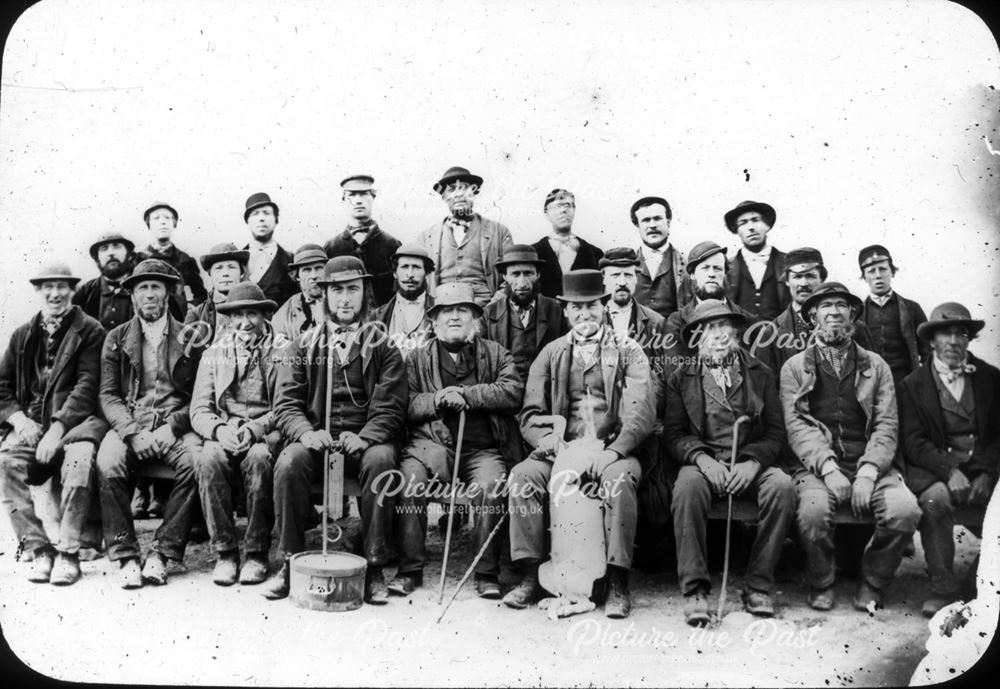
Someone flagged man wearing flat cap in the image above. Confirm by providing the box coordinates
[723,200,789,321]
[242,192,298,307]
[392,282,523,598]
[417,165,514,307]
[267,256,406,604]
[190,282,281,587]
[482,244,567,383]
[782,281,920,612]
[857,245,928,386]
[898,302,1000,617]
[0,263,106,585]
[601,247,669,381]
[272,244,330,346]
[629,196,692,319]
[504,269,655,618]
[95,258,203,589]
[371,244,437,360]
[324,175,402,307]
[136,201,208,309]
[182,242,250,353]
[530,189,604,299]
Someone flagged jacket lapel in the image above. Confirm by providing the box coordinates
[213,346,239,407]
[601,333,621,410]
[121,318,143,373]
[49,308,83,388]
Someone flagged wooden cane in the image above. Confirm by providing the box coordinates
[322,324,336,556]
[438,409,467,604]
[436,513,509,624]
[716,415,751,624]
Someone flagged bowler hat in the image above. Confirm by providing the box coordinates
[215,281,278,314]
[556,269,611,303]
[244,192,279,223]
[858,244,896,271]
[433,166,484,195]
[29,262,81,287]
[426,282,483,318]
[598,247,641,269]
[629,196,672,225]
[340,175,375,192]
[686,241,728,273]
[916,302,985,341]
[318,256,372,285]
[88,231,135,261]
[120,258,181,290]
[495,244,547,273]
[288,243,329,269]
[143,202,179,225]
[801,281,863,325]
[681,299,749,345]
[200,242,250,272]
[392,243,435,272]
[543,188,575,212]
[724,201,776,233]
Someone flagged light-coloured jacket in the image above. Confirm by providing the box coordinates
[417,213,513,297]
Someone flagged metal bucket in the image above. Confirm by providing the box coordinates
[289,551,367,612]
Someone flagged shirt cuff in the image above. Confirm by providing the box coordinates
[855,464,879,482]
[6,410,29,432]
[820,459,839,477]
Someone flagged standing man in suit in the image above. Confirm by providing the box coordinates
[630,196,691,319]
[370,245,437,360]
[724,200,789,321]
[531,189,604,298]
[243,192,298,307]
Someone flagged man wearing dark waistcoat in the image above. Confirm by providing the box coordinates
[601,247,668,384]
[0,263,106,585]
[370,244,437,360]
[482,244,567,383]
[96,259,202,589]
[391,283,524,598]
[136,201,208,309]
[266,256,406,604]
[664,300,793,624]
[630,196,692,319]
[857,245,928,385]
[323,175,402,307]
[898,302,1000,617]
[504,269,655,618]
[724,200,790,321]
[782,282,920,612]
[531,189,604,298]
[271,244,329,346]
[242,192,298,307]
[182,242,249,354]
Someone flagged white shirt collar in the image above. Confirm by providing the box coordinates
[139,314,169,346]
[742,244,772,262]
[869,290,894,307]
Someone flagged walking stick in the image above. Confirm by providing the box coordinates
[322,325,336,556]
[436,513,509,624]
[438,409,467,604]
[716,415,751,624]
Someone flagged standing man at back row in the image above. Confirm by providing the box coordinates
[137,201,208,310]
[531,189,604,299]
[417,166,513,307]
[724,200,789,321]
[243,192,298,308]
[630,196,691,320]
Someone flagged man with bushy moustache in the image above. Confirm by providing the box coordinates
[371,244,437,360]
[271,244,329,345]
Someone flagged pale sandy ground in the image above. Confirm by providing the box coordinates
[0,488,985,688]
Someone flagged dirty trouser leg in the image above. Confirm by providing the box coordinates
[917,481,958,597]
[671,464,712,595]
[273,442,317,560]
[193,441,238,554]
[862,468,921,590]
[241,442,275,557]
[57,441,97,555]
[0,440,51,556]
[396,440,440,574]
[743,466,796,593]
[347,442,397,566]
[602,455,640,568]
[460,448,507,576]
[794,469,837,590]
[508,457,551,565]
[151,432,200,562]
[96,431,139,563]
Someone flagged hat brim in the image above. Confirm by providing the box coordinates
[29,276,81,287]
[288,256,330,270]
[427,301,484,318]
[243,201,279,223]
[916,318,986,341]
[724,203,776,233]
[216,299,279,315]
[495,258,547,273]
[802,291,864,325]
[89,238,136,261]
[433,174,484,195]
[318,271,373,286]
[597,259,641,270]
[555,292,613,304]
[686,246,728,273]
[200,251,250,272]
[144,204,178,223]
[681,312,749,345]
[120,271,181,290]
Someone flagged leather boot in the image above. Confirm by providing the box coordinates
[262,559,291,600]
[502,563,541,610]
[605,565,632,619]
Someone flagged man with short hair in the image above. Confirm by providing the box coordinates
[271,244,329,345]
[392,283,523,598]
[723,200,789,321]
[898,302,1000,617]
[417,166,514,307]
[242,192,298,307]
[370,244,437,360]
[600,247,668,382]
[136,201,208,309]
[531,189,604,298]
[0,263,106,585]
[629,196,691,319]
[782,282,920,612]
[324,175,402,307]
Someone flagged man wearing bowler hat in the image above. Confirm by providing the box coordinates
[482,244,567,383]
[267,256,406,604]
[190,282,281,587]
[392,282,523,598]
[324,175,402,307]
[723,200,790,321]
[272,244,330,345]
[182,242,250,353]
[504,269,655,618]
[898,302,1000,617]
[95,258,203,589]
[629,195,692,319]
[530,189,604,299]
[0,263,107,585]
[371,244,437,360]
[242,192,298,307]
[136,201,208,309]
[782,281,920,612]
[417,165,514,307]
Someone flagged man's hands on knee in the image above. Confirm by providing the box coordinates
[694,453,727,498]
[434,387,468,413]
[822,466,852,507]
[586,449,619,482]
[301,430,335,452]
[34,421,65,465]
[968,473,992,506]
[725,459,760,496]
[535,433,564,458]
[338,431,370,457]
[216,425,249,455]
[129,430,159,462]
[947,468,971,505]
[851,476,875,517]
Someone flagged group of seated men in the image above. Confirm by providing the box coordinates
[0,165,996,628]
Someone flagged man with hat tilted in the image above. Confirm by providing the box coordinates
[242,192,298,307]
[482,244,567,383]
[530,189,604,299]
[417,165,514,307]
[95,258,203,589]
[370,244,437,360]
[723,200,790,321]
[271,244,330,345]
[391,282,524,598]
[190,282,281,587]
[0,263,107,585]
[323,175,402,308]
[782,281,920,612]
[663,300,794,625]
[898,302,1000,617]
[629,195,692,319]
[182,242,251,352]
[857,244,928,385]
[136,201,208,309]
[267,256,406,604]
[504,269,655,618]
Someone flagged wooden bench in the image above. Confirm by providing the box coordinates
[706,500,984,529]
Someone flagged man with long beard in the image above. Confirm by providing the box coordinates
[663,300,793,625]
[271,244,329,345]
[371,245,437,360]
[782,282,920,612]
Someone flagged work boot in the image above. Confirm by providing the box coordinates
[742,588,775,617]
[388,570,423,597]
[502,564,541,609]
[475,573,501,600]
[683,586,710,627]
[365,565,389,605]
[27,548,55,583]
[854,581,883,612]
[262,560,290,600]
[239,555,269,585]
[119,558,143,589]
[212,551,239,587]
[142,552,169,586]
[808,586,835,611]
[50,552,82,586]
[605,566,632,619]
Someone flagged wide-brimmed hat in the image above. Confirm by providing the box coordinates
[495,244,547,273]
[88,231,135,261]
[143,202,179,225]
[426,282,483,318]
[29,262,81,287]
[340,175,375,192]
[318,256,372,285]
[680,299,749,345]
[288,243,328,269]
[801,281,864,325]
[598,247,641,269]
[432,166,484,195]
[916,302,985,341]
[724,200,776,233]
[215,281,278,314]
[556,269,611,303]
[392,243,435,272]
[120,258,182,290]
[200,242,250,272]
[244,192,279,222]
[858,244,896,271]
[686,241,728,273]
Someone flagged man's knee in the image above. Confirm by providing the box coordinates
[508,458,550,505]
[882,485,921,533]
[672,465,711,511]
[918,482,954,516]
[758,468,796,511]
[60,442,96,488]
[796,483,832,532]
[361,442,397,476]
[96,432,129,479]
[275,443,314,483]
[194,442,230,483]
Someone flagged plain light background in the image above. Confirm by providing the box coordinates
[1,0,998,358]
